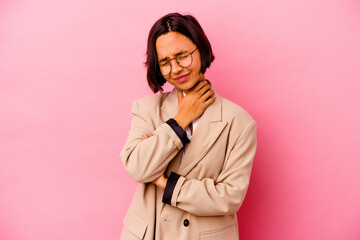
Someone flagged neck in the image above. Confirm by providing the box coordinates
[184,74,207,94]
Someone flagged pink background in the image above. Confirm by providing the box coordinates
[1,0,359,239]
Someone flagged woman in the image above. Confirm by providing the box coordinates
[120,12,257,240]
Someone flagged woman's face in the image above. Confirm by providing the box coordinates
[156,31,204,93]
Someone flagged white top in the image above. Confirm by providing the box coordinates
[181,92,200,161]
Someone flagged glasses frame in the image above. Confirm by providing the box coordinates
[158,47,198,76]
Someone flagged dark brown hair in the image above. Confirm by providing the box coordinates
[145,12,215,93]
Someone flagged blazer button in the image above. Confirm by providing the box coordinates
[183,219,189,227]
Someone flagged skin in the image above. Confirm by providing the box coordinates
[148,31,216,190]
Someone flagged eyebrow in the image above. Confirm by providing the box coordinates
[159,50,187,62]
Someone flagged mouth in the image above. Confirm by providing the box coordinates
[174,73,190,83]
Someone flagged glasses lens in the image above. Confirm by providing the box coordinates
[159,51,193,76]
[177,52,192,68]
[159,62,171,76]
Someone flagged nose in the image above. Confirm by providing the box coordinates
[170,59,183,75]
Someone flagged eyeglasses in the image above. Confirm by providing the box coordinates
[158,47,198,76]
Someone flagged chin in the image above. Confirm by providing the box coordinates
[178,80,196,92]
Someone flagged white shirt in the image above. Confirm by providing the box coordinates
[181,92,200,161]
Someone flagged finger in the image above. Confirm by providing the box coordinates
[198,84,211,96]
[201,89,214,102]
[192,80,208,92]
[204,94,216,106]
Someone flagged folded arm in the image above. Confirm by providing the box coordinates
[162,120,257,216]
[120,101,189,183]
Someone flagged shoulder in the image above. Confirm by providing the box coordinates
[132,91,170,111]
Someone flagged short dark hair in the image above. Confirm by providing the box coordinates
[145,12,215,93]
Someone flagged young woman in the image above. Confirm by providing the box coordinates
[120,12,257,240]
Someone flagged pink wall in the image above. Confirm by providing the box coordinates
[1,0,359,239]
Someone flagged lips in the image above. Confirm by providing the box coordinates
[174,73,190,83]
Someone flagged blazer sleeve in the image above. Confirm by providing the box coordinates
[120,100,188,183]
[162,120,257,216]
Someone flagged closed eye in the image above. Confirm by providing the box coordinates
[159,61,168,66]
[176,51,187,56]
[159,50,187,62]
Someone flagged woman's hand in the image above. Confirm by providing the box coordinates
[174,80,215,130]
[143,134,168,190]
[151,173,168,190]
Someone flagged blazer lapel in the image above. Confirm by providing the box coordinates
[165,148,184,177]
[160,87,178,120]
[160,87,227,176]
[178,91,227,176]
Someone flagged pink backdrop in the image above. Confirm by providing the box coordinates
[1,0,359,239]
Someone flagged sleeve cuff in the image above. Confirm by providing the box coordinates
[162,172,180,205]
[165,118,190,146]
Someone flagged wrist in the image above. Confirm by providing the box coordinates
[173,115,191,130]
